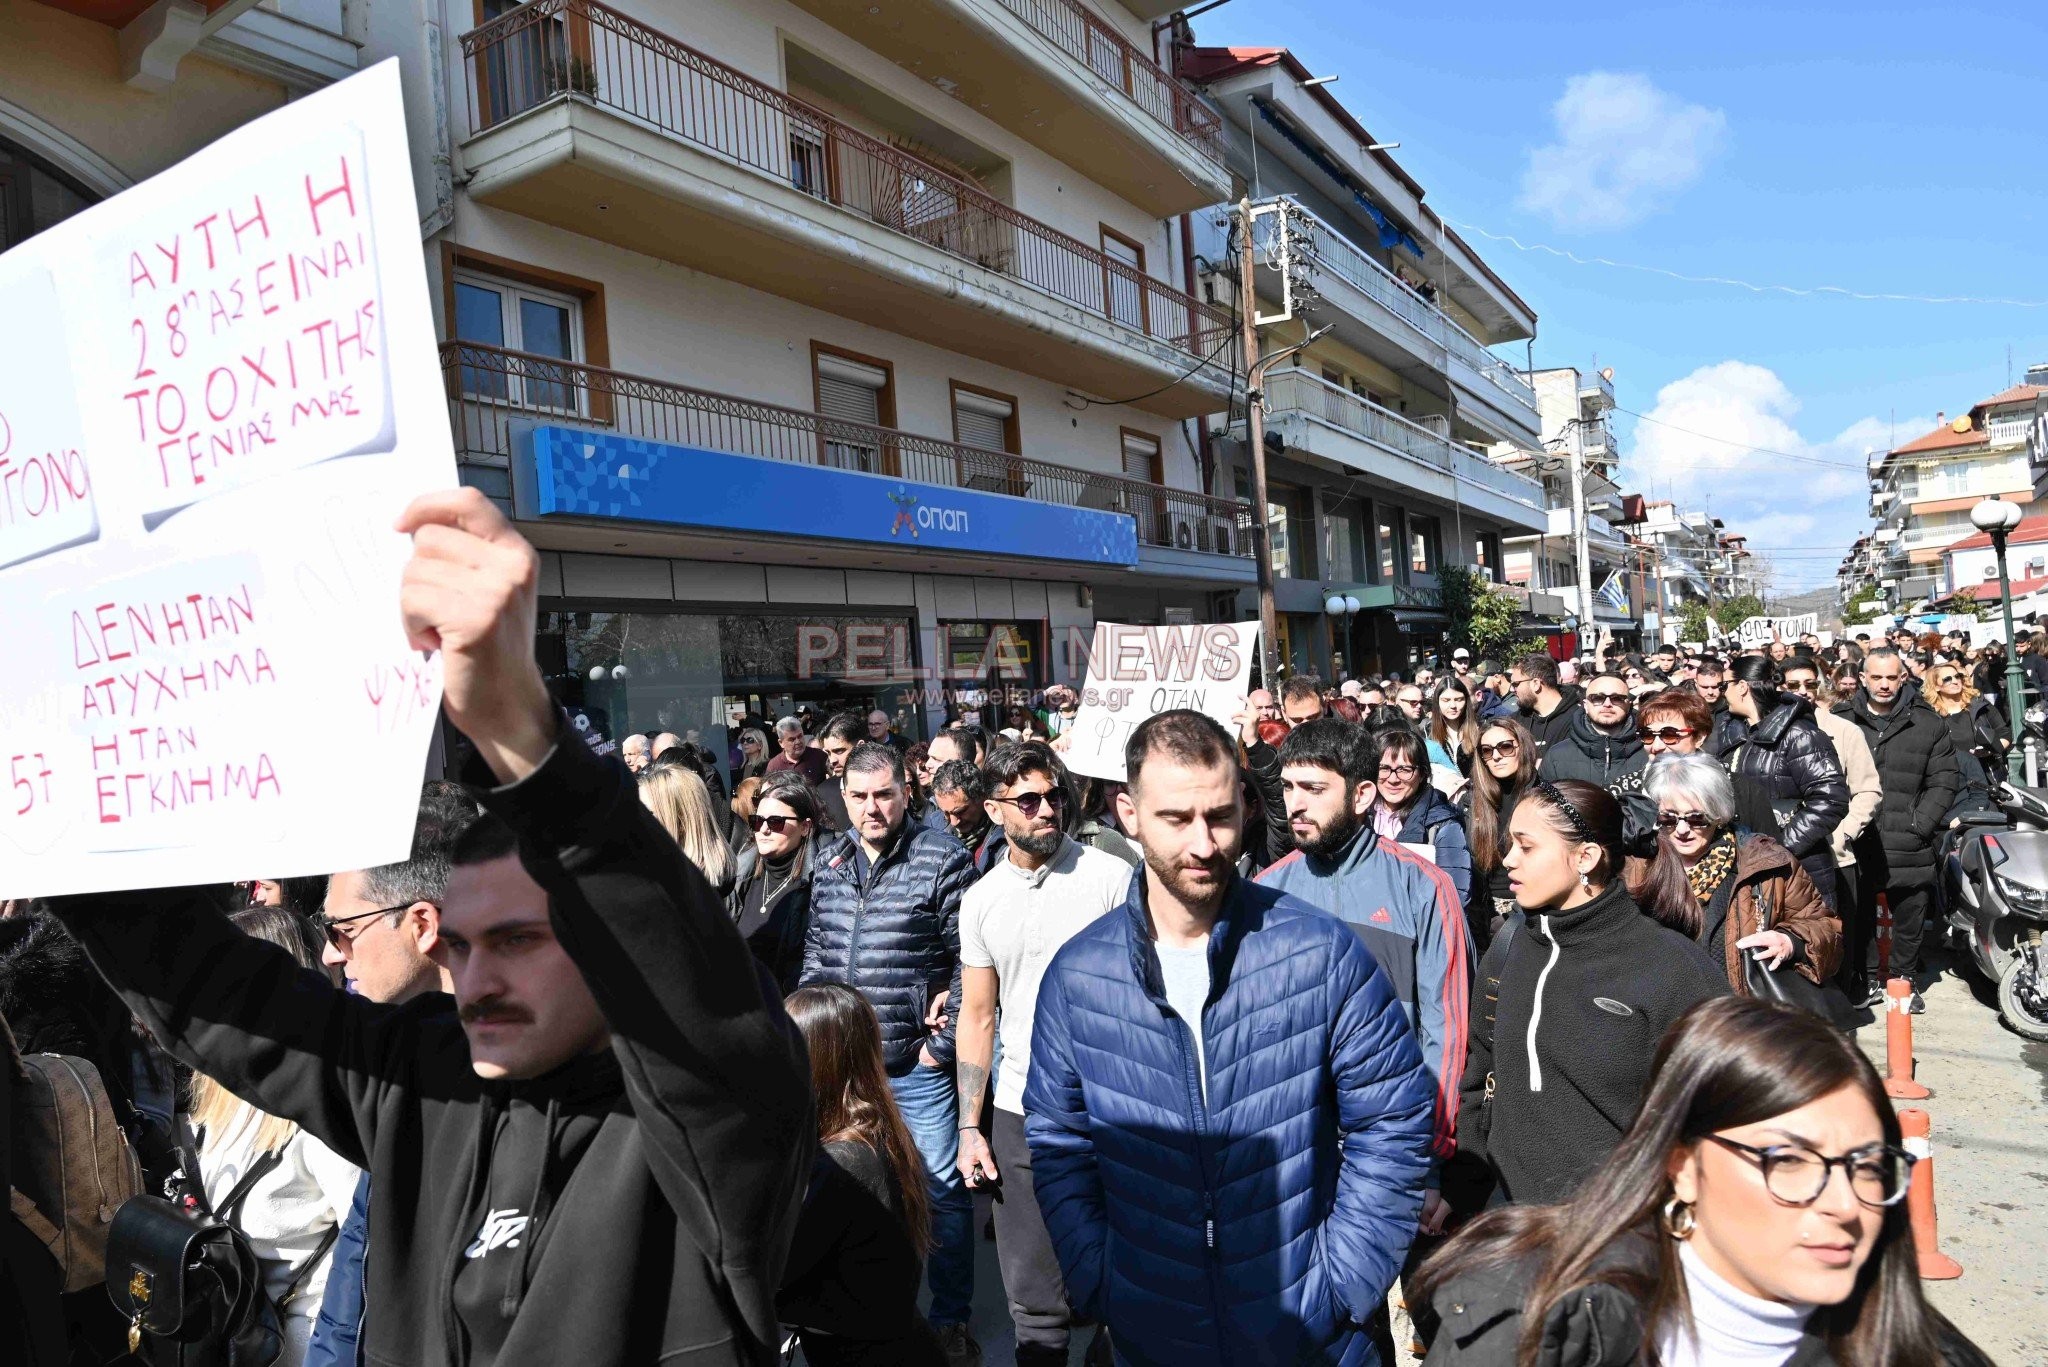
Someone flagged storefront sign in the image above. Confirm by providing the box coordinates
[514,426,1140,566]
[1061,621,1260,783]
[0,62,453,896]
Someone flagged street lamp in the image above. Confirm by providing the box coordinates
[1324,592,1361,677]
[1971,497,2028,782]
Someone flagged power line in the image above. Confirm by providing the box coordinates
[1613,407,1867,468]
[1447,220,2048,309]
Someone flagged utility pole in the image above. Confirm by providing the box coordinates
[1568,416,1595,650]
[1238,196,1280,686]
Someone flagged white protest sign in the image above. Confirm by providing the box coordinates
[1735,614,1818,646]
[1060,622,1260,783]
[0,60,453,897]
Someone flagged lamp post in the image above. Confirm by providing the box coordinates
[1324,591,1361,678]
[1971,498,2028,782]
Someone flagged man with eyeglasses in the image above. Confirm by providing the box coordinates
[954,741,1130,1366]
[1394,684,1428,728]
[1539,671,1646,787]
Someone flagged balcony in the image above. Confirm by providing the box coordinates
[1235,198,1540,444]
[457,0,1234,419]
[778,0,1227,215]
[1578,368,1615,412]
[445,341,1253,562]
[1257,369,1547,532]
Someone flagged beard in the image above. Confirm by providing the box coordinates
[1011,824,1063,859]
[1141,843,1234,913]
[1295,804,1361,860]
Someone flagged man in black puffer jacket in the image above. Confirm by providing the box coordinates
[1538,675,1645,786]
[1834,648,1958,1011]
[801,742,978,1358]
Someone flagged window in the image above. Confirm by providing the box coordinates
[1266,481,1314,579]
[950,383,1019,455]
[1376,506,1400,583]
[1410,515,1440,574]
[813,345,896,474]
[474,0,575,127]
[1475,532,1501,576]
[1100,226,1149,333]
[1324,497,1365,581]
[1121,428,1164,544]
[453,271,584,412]
[0,137,96,253]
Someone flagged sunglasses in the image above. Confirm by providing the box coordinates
[1397,696,1424,707]
[1655,811,1715,833]
[316,902,414,950]
[1636,725,1694,745]
[1783,678,1820,693]
[989,789,1066,817]
[1936,674,1961,685]
[1585,691,1632,705]
[1477,739,1520,759]
[749,813,803,833]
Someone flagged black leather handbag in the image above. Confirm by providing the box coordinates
[104,1124,335,1366]
[1742,885,1839,1023]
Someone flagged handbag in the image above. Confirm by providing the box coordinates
[105,1121,337,1366]
[1742,884,1838,1022]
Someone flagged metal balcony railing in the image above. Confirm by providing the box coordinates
[989,0,1225,164]
[1265,368,1458,471]
[460,0,1233,360]
[443,341,1253,557]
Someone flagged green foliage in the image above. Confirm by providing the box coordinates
[1711,593,1766,635]
[1841,585,1886,627]
[1676,600,1714,646]
[1440,565,1522,662]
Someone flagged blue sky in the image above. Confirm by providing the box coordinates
[1190,1,2048,592]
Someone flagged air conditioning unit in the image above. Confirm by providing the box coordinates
[1172,516,1198,551]
[1207,515,1237,555]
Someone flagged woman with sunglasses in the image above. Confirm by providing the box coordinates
[1627,754,1841,1000]
[1925,662,2008,814]
[1717,655,1851,908]
[1466,718,1535,942]
[735,726,773,784]
[1459,781,1728,1206]
[727,776,820,994]
[1419,996,1990,1366]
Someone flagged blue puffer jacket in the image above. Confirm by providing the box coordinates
[802,819,975,1075]
[1023,873,1436,1366]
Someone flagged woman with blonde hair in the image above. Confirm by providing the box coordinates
[1925,659,2007,811]
[639,762,736,896]
[187,905,361,1367]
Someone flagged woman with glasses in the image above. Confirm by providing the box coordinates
[1426,677,1481,787]
[728,776,820,994]
[1373,728,1474,908]
[1627,754,1841,999]
[1466,719,1536,941]
[1925,661,2008,814]
[1457,780,1727,1206]
[1718,656,1852,908]
[1419,996,1989,1366]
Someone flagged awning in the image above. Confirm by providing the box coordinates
[1251,98,1426,259]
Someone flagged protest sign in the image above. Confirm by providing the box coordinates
[1060,622,1260,783]
[0,60,454,897]
[1735,614,1818,646]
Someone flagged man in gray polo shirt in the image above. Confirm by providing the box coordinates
[955,741,1132,1366]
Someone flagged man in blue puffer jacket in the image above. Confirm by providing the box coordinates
[1024,710,1436,1367]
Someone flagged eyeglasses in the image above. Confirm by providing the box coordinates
[1624,670,1645,681]
[1705,1136,1915,1209]
[1936,674,1961,685]
[316,903,414,950]
[1655,811,1715,833]
[1585,691,1632,706]
[1783,678,1820,694]
[1377,763,1419,779]
[749,813,804,833]
[989,789,1066,818]
[1636,726,1695,745]
[1477,740,1520,760]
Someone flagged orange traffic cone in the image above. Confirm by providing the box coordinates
[1883,977,1931,1100]
[1876,891,1893,983]
[1899,1109,1962,1280]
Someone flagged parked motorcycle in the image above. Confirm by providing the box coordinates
[1937,779,2048,1041]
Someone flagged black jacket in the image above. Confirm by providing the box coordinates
[1456,882,1729,1205]
[1239,736,1292,873]
[1833,691,1961,882]
[51,731,813,1367]
[1519,685,1582,761]
[1937,695,2008,804]
[1538,710,1646,787]
[1718,697,1850,899]
[802,821,974,1075]
[728,842,815,996]
[778,1140,942,1365]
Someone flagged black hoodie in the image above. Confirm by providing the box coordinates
[1536,708,1645,787]
[51,727,813,1366]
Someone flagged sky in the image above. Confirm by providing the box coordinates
[1189,0,2048,594]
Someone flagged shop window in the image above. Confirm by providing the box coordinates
[1410,515,1441,575]
[0,137,96,253]
[813,344,897,474]
[937,621,1045,727]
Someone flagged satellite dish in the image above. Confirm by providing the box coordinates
[1600,367,1615,381]
[1952,415,1973,434]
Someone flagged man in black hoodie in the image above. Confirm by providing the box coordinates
[50,488,813,1366]
[1510,652,1580,759]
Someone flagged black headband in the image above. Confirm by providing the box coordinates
[1533,780,1594,843]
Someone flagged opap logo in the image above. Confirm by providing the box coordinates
[887,486,971,538]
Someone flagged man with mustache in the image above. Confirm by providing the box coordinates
[1023,710,1434,1366]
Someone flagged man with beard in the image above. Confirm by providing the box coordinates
[1023,711,1433,1366]
[1256,718,1472,1234]
[954,742,1131,1365]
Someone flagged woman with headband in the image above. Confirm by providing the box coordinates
[1458,779,1730,1205]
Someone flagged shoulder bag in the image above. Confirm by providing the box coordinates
[1742,884,1837,1023]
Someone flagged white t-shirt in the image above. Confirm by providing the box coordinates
[960,835,1133,1114]
[198,1105,362,1367]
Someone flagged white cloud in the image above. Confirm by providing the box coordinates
[1519,72,1727,231]
[1618,362,1923,593]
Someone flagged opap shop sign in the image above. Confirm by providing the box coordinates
[1061,622,1260,783]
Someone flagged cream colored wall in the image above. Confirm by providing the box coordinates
[0,0,286,183]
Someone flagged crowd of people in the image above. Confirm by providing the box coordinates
[0,500,2010,1367]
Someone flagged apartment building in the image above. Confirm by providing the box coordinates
[1865,371,2048,604]
[1181,44,1551,678]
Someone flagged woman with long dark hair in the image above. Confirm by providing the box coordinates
[1420,997,1990,1365]
[727,776,819,994]
[1459,780,1729,1205]
[1466,717,1535,941]
[778,985,944,1366]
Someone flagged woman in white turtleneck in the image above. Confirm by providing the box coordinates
[1407,996,1992,1366]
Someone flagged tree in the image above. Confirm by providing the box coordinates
[1711,593,1766,635]
[1676,600,1714,647]
[1842,585,1886,627]
[1439,565,1522,663]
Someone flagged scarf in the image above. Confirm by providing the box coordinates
[1686,832,1739,905]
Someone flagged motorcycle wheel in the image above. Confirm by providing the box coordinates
[1997,951,2048,1042]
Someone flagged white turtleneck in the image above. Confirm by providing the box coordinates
[1659,1241,1816,1367]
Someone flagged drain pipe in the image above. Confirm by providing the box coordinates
[419,6,456,239]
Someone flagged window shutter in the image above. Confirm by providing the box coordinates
[816,355,887,471]
[952,389,1012,452]
[1121,432,1160,482]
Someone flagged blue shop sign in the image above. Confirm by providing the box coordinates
[513,425,1138,567]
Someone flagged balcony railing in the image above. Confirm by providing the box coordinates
[444,341,1253,558]
[990,0,1224,165]
[460,0,1232,360]
[1259,197,1537,412]
[1265,368,1461,472]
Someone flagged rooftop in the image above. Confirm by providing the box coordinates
[1943,511,2048,553]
